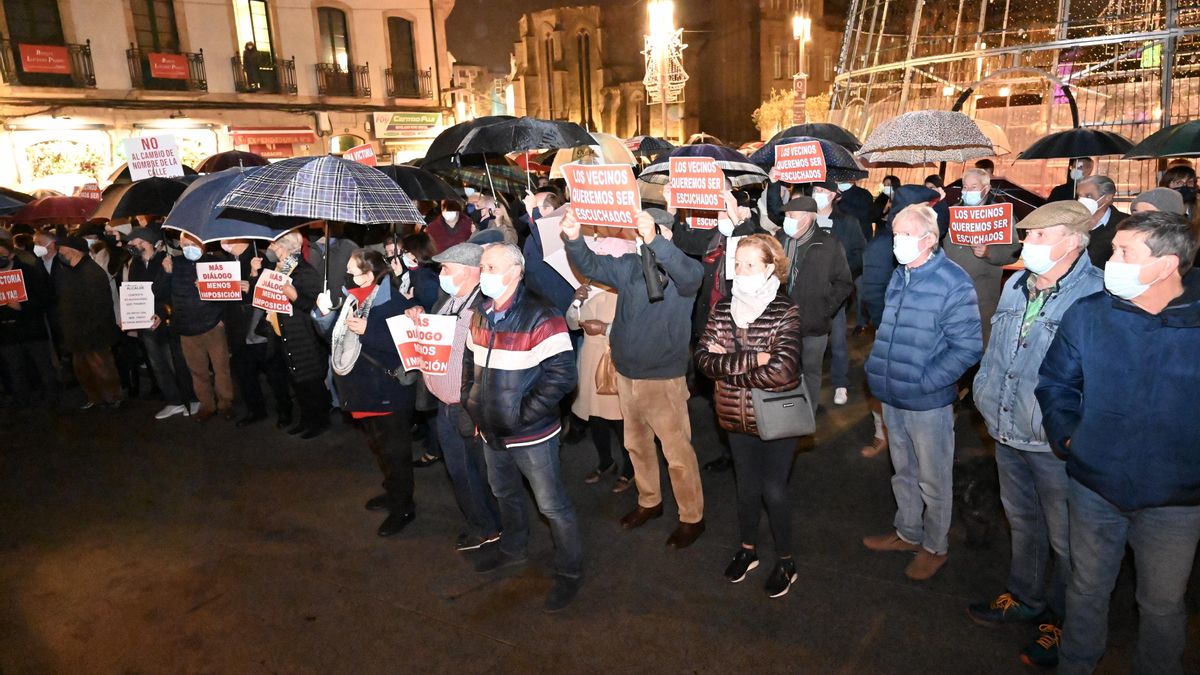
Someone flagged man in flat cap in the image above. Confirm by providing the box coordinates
[966,201,1104,668]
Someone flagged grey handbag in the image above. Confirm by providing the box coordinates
[750,379,815,440]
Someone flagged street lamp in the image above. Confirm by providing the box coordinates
[792,12,812,125]
[643,0,687,142]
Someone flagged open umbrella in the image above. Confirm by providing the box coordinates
[1017,128,1134,160]
[0,187,34,204]
[12,196,101,225]
[625,135,674,160]
[107,163,197,184]
[91,177,191,221]
[457,117,594,156]
[748,136,869,182]
[454,166,527,195]
[687,132,725,146]
[1123,121,1200,159]
[769,123,862,152]
[547,132,638,179]
[0,194,26,216]
[738,141,765,156]
[857,111,995,165]
[196,150,270,173]
[640,143,769,189]
[513,153,551,173]
[163,168,308,243]
[375,164,464,202]
[421,115,515,169]
[973,119,1013,157]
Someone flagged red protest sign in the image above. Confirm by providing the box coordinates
[149,52,189,80]
[19,44,70,75]
[197,261,243,301]
[0,269,28,303]
[774,140,827,183]
[686,211,720,230]
[387,314,456,375]
[949,203,1015,246]
[344,143,377,166]
[74,183,102,200]
[668,157,724,210]
[251,269,293,315]
[560,163,641,228]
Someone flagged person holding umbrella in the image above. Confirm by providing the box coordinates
[1047,158,1094,203]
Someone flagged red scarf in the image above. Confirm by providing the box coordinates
[347,284,376,304]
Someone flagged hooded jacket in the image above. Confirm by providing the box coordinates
[1036,271,1200,510]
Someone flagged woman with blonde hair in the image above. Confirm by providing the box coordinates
[696,234,804,598]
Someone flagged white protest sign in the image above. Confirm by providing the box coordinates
[725,235,742,280]
[119,281,155,330]
[252,269,293,316]
[123,134,184,180]
[196,261,242,301]
[386,313,457,375]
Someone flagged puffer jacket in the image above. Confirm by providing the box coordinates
[865,249,983,411]
[860,185,940,328]
[461,284,577,450]
[973,255,1103,452]
[695,294,802,435]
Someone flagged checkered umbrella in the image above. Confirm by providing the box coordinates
[857,111,995,166]
[218,155,423,225]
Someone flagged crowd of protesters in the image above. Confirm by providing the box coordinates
[2,161,1199,671]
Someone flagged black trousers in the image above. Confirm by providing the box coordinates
[361,408,415,512]
[230,342,292,418]
[729,432,796,557]
[291,377,331,431]
[590,417,633,479]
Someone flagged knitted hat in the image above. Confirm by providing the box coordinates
[1130,187,1186,216]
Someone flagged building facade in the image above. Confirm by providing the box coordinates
[0,0,456,191]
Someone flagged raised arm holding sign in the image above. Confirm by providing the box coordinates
[560,163,641,228]
[667,157,724,211]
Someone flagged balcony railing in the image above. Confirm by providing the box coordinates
[127,45,206,91]
[231,53,297,95]
[385,66,433,99]
[316,62,370,98]
[0,36,96,88]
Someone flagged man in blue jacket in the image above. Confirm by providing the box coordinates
[1036,211,1200,675]
[967,201,1104,668]
[863,204,982,581]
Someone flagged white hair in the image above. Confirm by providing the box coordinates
[894,204,941,247]
[484,242,525,272]
[962,167,992,187]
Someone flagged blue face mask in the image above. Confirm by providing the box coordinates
[183,245,203,261]
[438,273,459,296]
[479,272,508,299]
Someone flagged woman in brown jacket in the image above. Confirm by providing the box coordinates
[696,234,803,599]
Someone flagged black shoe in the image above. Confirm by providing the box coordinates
[377,511,415,537]
[543,575,583,613]
[703,456,733,472]
[365,494,389,511]
[474,550,527,574]
[236,412,268,428]
[724,548,760,583]
[764,559,798,599]
[299,425,329,440]
[413,453,442,468]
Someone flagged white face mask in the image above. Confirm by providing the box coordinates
[717,218,735,237]
[782,217,807,238]
[961,190,984,206]
[1077,197,1100,215]
[438,273,459,296]
[893,234,928,265]
[837,182,853,193]
[1069,168,1085,181]
[1021,239,1069,275]
[443,211,460,225]
[813,192,832,211]
[817,215,833,230]
[731,271,773,296]
[33,244,48,258]
[478,272,508,299]
[1104,259,1157,300]
[881,185,893,197]
[402,253,418,268]
[113,224,133,236]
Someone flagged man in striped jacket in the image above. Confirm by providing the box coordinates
[461,242,582,613]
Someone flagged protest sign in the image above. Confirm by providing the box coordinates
[774,140,827,183]
[725,235,742,279]
[196,261,243,301]
[686,211,720,231]
[560,163,640,228]
[123,134,184,180]
[119,281,155,330]
[74,183,102,200]
[344,143,377,166]
[386,314,457,375]
[252,269,293,315]
[0,269,28,303]
[668,157,724,210]
[949,203,1015,246]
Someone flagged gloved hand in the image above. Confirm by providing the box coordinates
[316,289,333,315]
[453,404,477,438]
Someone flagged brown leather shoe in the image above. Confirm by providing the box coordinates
[860,437,889,458]
[666,520,705,549]
[905,549,948,580]
[193,409,216,423]
[620,503,663,529]
[862,531,921,553]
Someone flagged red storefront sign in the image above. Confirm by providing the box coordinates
[19,44,70,75]
[148,52,189,80]
[248,144,292,159]
[231,127,318,146]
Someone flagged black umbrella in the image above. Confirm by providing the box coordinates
[626,135,675,160]
[375,164,465,202]
[1123,120,1200,159]
[195,150,270,173]
[421,115,515,168]
[769,123,862,152]
[0,186,34,204]
[748,136,868,181]
[640,143,768,188]
[1017,128,1134,160]
[91,177,190,221]
[456,117,593,156]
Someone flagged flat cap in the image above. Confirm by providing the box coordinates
[782,196,818,213]
[468,228,505,245]
[432,242,483,266]
[1017,200,1093,234]
[128,227,161,245]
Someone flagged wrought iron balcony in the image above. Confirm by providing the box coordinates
[385,66,433,99]
[0,36,96,88]
[231,53,297,95]
[316,62,370,98]
[126,45,206,91]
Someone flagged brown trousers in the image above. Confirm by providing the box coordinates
[616,374,704,523]
[179,322,235,414]
[73,349,122,405]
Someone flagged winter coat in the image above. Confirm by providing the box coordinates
[461,284,577,450]
[1036,271,1200,510]
[0,260,53,345]
[860,185,941,328]
[822,207,866,278]
[168,256,225,337]
[274,256,328,383]
[1085,207,1128,269]
[564,233,703,379]
[425,213,473,253]
[777,227,853,337]
[126,251,171,332]
[696,294,802,435]
[671,216,765,339]
[838,186,874,235]
[865,250,983,411]
[307,237,356,303]
[57,257,120,354]
[973,254,1103,452]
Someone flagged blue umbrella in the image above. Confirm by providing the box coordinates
[163,168,308,243]
[749,136,869,182]
[0,194,25,216]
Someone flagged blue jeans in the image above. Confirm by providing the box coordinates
[1059,479,1200,675]
[484,436,584,579]
[829,304,849,388]
[437,403,500,539]
[995,444,1070,618]
[883,404,955,555]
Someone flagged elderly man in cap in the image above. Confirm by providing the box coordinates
[563,206,709,549]
[55,236,123,409]
[404,241,501,552]
[811,180,866,407]
[967,201,1104,668]
[1131,187,1186,216]
[777,195,853,413]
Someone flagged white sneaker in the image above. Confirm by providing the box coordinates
[155,404,188,420]
[187,402,201,416]
[833,387,849,405]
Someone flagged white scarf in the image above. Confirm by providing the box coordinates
[730,273,780,328]
[331,285,378,376]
